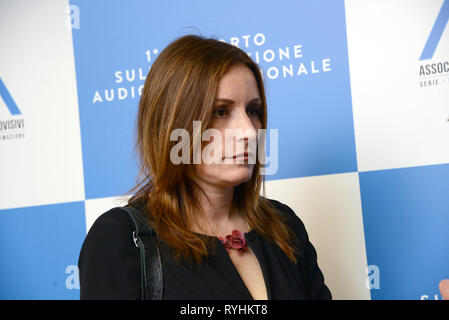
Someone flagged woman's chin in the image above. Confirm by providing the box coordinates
[221,165,254,185]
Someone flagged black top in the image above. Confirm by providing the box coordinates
[78,198,332,300]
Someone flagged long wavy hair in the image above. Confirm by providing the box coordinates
[125,34,299,267]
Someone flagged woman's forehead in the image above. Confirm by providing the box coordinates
[216,67,260,102]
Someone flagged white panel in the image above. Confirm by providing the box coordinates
[345,0,449,172]
[0,0,84,209]
[264,173,371,300]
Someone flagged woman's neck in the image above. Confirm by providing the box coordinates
[190,180,248,236]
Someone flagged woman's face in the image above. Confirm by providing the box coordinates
[192,63,263,189]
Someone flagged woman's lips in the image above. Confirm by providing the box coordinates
[233,152,248,159]
[223,152,255,162]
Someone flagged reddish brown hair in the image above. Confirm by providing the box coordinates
[126,34,299,267]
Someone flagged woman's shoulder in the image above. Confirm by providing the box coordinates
[78,205,138,270]
[264,197,296,215]
[86,206,135,238]
[78,205,141,299]
[263,197,310,244]
[79,205,137,260]
[264,197,306,226]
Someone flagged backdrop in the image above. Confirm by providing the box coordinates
[0,0,448,300]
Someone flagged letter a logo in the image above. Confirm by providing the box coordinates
[0,77,21,115]
[420,0,449,60]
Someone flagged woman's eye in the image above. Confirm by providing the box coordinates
[247,108,262,117]
[214,108,228,118]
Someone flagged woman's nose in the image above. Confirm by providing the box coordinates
[228,118,257,162]
[234,112,257,141]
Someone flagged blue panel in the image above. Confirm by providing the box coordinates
[359,163,449,300]
[70,0,357,199]
[0,202,85,299]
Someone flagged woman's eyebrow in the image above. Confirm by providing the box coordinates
[214,97,261,105]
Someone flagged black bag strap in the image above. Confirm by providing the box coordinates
[121,205,163,300]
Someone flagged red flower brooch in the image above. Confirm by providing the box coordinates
[217,229,249,255]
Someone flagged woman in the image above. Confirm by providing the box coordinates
[78,34,332,300]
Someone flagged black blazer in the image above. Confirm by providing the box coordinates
[78,198,332,300]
